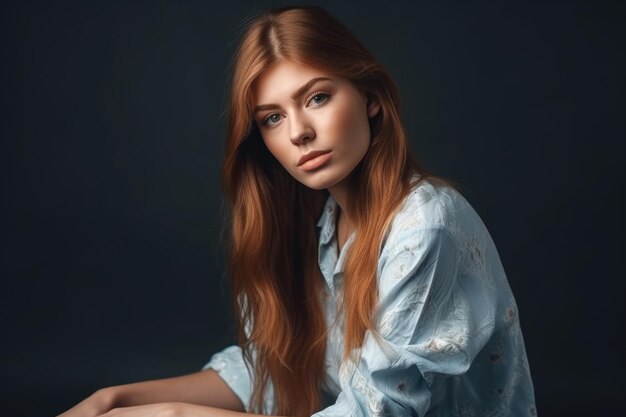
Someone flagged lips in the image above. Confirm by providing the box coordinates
[297,150,331,167]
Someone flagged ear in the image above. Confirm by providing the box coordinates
[366,93,381,118]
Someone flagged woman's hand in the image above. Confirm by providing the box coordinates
[56,387,118,417]
[55,370,248,417]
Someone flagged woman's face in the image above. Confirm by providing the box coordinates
[252,60,380,191]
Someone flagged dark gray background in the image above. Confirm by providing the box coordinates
[1,1,623,416]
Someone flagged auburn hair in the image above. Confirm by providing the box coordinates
[221,6,442,416]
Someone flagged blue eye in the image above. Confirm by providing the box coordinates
[263,113,282,126]
[307,92,330,107]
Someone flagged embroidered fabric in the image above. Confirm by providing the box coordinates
[203,179,536,416]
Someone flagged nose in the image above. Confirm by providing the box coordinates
[289,113,315,145]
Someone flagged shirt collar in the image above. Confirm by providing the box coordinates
[316,195,338,246]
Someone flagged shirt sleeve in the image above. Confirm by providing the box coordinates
[313,225,497,417]
[202,345,254,412]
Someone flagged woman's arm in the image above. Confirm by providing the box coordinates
[87,403,285,417]
[57,369,245,417]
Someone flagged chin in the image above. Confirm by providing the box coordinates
[295,171,346,191]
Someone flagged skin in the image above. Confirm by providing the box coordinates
[55,370,271,417]
[252,60,380,249]
[57,60,379,417]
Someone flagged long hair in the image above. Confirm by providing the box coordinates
[221,6,441,416]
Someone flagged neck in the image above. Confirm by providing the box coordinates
[327,176,355,230]
[328,180,354,242]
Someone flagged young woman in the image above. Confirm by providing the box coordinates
[59,6,536,417]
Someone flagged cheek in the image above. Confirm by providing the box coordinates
[262,135,293,167]
[261,132,280,154]
[321,100,369,145]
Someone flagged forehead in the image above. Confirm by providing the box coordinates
[252,61,334,104]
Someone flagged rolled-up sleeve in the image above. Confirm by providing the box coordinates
[203,344,276,414]
[313,225,497,417]
[202,345,254,411]
[202,345,282,413]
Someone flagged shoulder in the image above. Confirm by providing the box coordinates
[381,176,490,258]
[389,177,470,234]
[374,179,471,298]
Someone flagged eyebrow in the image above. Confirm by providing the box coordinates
[253,77,332,113]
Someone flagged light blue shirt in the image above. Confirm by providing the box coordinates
[204,179,536,416]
